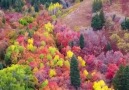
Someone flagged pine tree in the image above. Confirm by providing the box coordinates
[113,65,129,90]
[0,0,24,12]
[98,0,102,10]
[121,19,127,30]
[14,0,24,12]
[92,0,97,12]
[106,42,112,51]
[79,34,85,49]
[52,0,60,3]
[92,0,102,12]
[0,63,3,70]
[70,55,81,90]
[69,41,74,48]
[99,10,105,26]
[121,18,129,30]
[91,14,103,30]
[125,19,129,30]
[34,3,39,12]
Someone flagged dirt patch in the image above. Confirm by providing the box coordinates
[60,0,93,30]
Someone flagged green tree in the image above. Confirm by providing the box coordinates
[0,0,24,12]
[99,10,105,26]
[79,34,85,49]
[113,65,129,90]
[0,63,3,70]
[70,55,81,90]
[121,20,127,30]
[14,0,24,12]
[92,0,102,12]
[34,3,39,12]
[121,18,129,30]
[106,42,112,51]
[69,41,74,48]
[92,0,97,12]
[91,14,103,30]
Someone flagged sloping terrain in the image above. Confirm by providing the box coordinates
[61,0,92,30]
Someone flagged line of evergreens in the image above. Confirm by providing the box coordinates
[0,0,24,12]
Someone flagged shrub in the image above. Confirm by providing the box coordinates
[110,33,129,52]
[4,42,24,64]
[27,44,37,52]
[19,16,34,26]
[113,65,129,90]
[39,54,44,59]
[0,64,35,90]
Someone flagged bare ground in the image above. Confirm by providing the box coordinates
[60,0,92,30]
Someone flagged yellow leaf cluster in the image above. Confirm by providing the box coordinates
[28,38,34,44]
[93,80,111,90]
[48,3,62,12]
[78,56,86,67]
[49,69,56,78]
[44,22,54,33]
[83,70,89,76]
[53,55,60,63]
[48,46,57,55]
[56,58,64,67]
[64,60,70,68]
[27,38,36,52]
[67,50,73,58]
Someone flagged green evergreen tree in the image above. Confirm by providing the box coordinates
[92,0,97,12]
[34,3,39,12]
[99,10,105,26]
[70,55,81,90]
[0,0,24,12]
[106,42,112,51]
[113,65,129,90]
[91,14,103,30]
[121,20,127,30]
[99,0,102,9]
[14,0,24,12]
[79,34,85,49]
[0,63,3,70]
[125,19,129,30]
[52,0,60,3]
[121,18,129,30]
[92,0,102,12]
[69,41,74,48]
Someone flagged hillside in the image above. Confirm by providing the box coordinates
[0,0,129,90]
